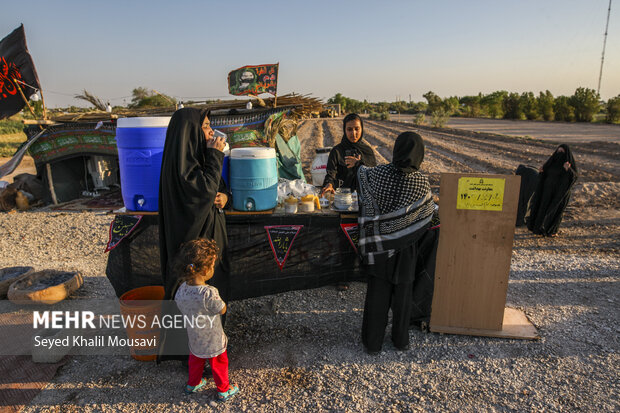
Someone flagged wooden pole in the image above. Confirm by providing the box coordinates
[45,163,59,205]
[39,88,48,120]
[13,79,37,118]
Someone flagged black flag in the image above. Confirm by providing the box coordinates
[0,25,41,119]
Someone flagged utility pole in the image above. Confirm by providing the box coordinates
[598,0,613,95]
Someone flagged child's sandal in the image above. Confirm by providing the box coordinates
[217,384,239,402]
[184,377,207,395]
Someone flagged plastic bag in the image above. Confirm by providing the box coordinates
[277,178,318,203]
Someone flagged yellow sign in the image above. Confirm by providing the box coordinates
[456,177,505,211]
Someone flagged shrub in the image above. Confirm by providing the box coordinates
[606,95,620,123]
[413,113,426,125]
[430,109,448,128]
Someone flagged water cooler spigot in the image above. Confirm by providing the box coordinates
[135,195,145,209]
[245,199,255,211]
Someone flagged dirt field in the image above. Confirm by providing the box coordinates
[391,115,620,144]
[299,118,619,213]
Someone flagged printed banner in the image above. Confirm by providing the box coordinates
[105,215,143,252]
[228,63,278,96]
[25,122,117,166]
[340,223,359,253]
[0,25,41,119]
[456,177,505,211]
[264,225,303,270]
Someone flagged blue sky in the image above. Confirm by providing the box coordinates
[3,0,619,107]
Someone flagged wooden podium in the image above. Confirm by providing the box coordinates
[430,173,538,339]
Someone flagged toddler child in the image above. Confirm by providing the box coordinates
[173,238,239,401]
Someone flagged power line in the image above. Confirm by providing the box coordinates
[598,0,612,96]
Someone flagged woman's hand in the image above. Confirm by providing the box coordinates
[563,162,571,171]
[207,136,226,152]
[344,154,361,168]
[214,192,228,209]
[321,184,335,197]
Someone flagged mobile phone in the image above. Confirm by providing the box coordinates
[213,129,227,142]
[345,149,357,157]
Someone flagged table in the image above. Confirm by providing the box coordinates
[105,210,363,300]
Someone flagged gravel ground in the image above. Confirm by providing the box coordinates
[1,120,619,412]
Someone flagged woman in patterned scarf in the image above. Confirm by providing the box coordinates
[358,131,436,354]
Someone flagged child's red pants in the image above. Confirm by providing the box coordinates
[188,350,229,392]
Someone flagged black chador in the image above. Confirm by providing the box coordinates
[157,108,230,361]
[527,144,578,236]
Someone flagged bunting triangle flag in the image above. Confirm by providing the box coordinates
[264,225,303,270]
[340,223,359,253]
[105,215,143,252]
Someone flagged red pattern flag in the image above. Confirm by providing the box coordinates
[0,25,41,119]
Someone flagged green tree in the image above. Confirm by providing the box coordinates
[442,96,459,115]
[410,101,427,114]
[569,87,600,122]
[554,96,575,122]
[537,90,555,121]
[423,91,443,114]
[520,92,539,120]
[129,87,176,108]
[481,91,507,118]
[606,95,620,123]
[328,93,347,111]
[503,93,523,120]
[459,95,482,117]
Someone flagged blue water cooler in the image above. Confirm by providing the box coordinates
[230,147,278,211]
[116,117,170,211]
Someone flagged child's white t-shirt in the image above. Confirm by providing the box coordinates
[175,282,227,358]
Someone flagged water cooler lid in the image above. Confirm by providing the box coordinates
[315,147,332,154]
[231,147,276,159]
[117,117,171,128]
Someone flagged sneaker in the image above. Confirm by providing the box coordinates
[184,378,207,395]
[217,384,239,402]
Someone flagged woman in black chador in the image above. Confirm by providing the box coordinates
[158,108,230,360]
[321,113,377,290]
[358,132,436,354]
[527,144,578,237]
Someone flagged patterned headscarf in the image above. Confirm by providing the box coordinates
[357,132,435,264]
